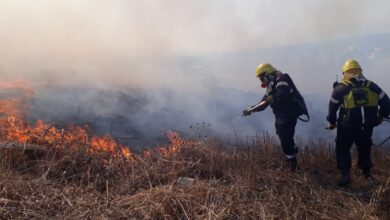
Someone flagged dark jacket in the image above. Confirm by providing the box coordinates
[327,76,390,127]
[261,73,306,121]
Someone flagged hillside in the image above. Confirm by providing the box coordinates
[1,1,390,218]
[0,79,389,219]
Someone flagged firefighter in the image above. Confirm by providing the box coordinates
[327,59,390,187]
[243,63,308,171]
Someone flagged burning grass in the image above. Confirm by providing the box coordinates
[0,82,389,219]
[0,135,389,219]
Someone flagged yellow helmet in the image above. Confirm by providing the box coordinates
[256,63,275,77]
[342,59,362,73]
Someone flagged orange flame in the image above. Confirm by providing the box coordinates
[0,80,192,161]
[155,131,194,156]
[90,136,118,154]
[0,81,133,159]
[120,147,132,159]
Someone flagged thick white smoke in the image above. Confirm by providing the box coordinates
[0,0,389,146]
[0,0,389,91]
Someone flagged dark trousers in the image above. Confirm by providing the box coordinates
[275,117,298,158]
[335,126,373,174]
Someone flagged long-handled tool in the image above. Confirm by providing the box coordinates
[242,101,269,116]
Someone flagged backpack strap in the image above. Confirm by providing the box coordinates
[364,80,372,88]
[341,80,356,88]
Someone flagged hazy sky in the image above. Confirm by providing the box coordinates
[0,0,389,89]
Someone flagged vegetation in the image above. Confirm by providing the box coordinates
[0,133,389,219]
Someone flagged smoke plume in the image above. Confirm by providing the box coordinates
[0,1,389,147]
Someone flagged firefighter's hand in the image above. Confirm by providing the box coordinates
[326,123,336,130]
[375,117,383,126]
[265,96,274,104]
[242,108,252,116]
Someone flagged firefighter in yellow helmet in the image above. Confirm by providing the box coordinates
[327,59,390,186]
[243,63,308,171]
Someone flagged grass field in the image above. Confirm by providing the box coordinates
[0,132,389,219]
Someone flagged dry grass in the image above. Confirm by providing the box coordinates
[0,135,389,220]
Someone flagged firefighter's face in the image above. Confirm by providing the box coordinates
[259,76,268,88]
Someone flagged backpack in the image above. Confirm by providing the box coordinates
[342,80,379,109]
[341,79,379,125]
[284,74,310,122]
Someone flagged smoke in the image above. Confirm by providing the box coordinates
[1,0,389,88]
[0,1,389,147]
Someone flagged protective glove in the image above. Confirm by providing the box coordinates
[265,95,274,104]
[242,108,252,116]
[326,123,336,130]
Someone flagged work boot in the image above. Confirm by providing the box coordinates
[338,172,351,187]
[286,157,298,172]
[362,168,372,179]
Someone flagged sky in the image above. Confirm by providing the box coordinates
[0,0,389,90]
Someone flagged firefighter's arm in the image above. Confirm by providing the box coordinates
[274,81,290,103]
[326,87,343,127]
[370,83,390,118]
[250,99,270,112]
[242,95,270,116]
[378,91,390,119]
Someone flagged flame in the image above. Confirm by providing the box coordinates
[90,136,117,154]
[0,80,132,159]
[0,80,191,161]
[120,147,132,159]
[140,132,191,158]
[156,131,193,156]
